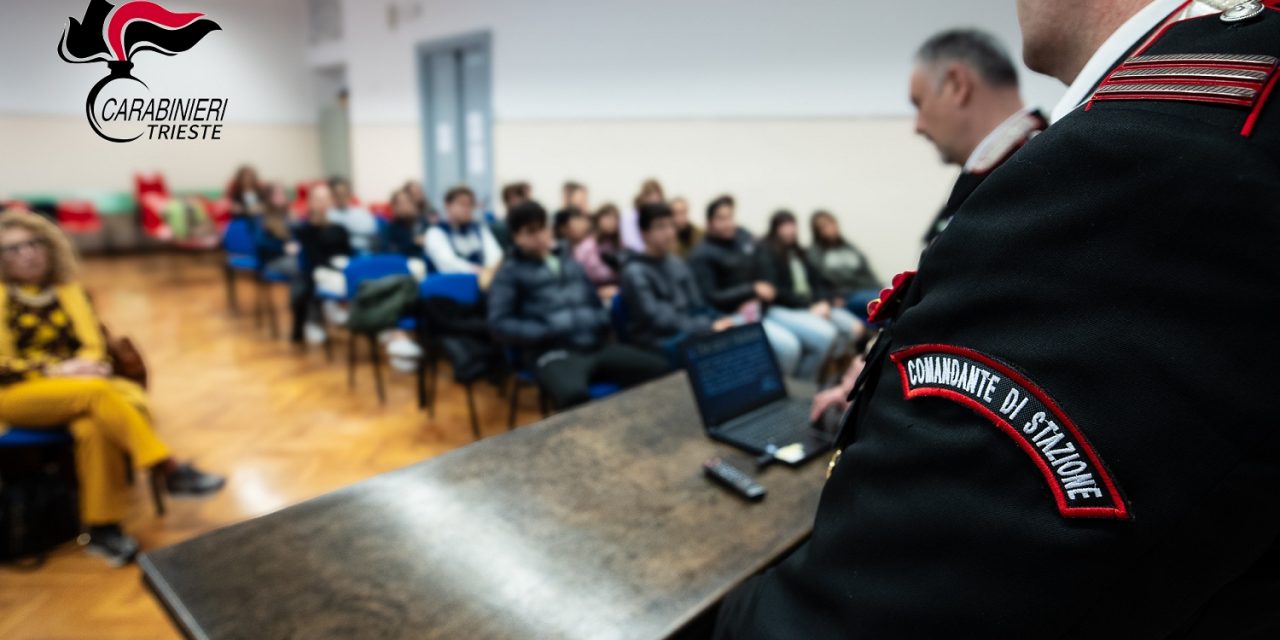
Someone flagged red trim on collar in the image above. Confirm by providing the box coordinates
[1243,67,1280,136]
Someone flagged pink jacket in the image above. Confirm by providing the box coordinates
[573,236,618,286]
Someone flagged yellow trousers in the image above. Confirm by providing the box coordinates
[0,377,170,525]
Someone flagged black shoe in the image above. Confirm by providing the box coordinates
[165,463,226,497]
[80,527,139,567]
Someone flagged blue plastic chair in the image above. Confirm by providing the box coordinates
[0,427,72,448]
[318,254,412,303]
[504,348,622,429]
[253,252,298,341]
[334,255,414,405]
[222,218,259,314]
[0,427,166,516]
[418,274,484,438]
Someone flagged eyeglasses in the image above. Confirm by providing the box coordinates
[0,239,45,257]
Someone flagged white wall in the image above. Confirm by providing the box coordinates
[324,0,1066,275]
[0,0,323,196]
[339,0,1064,123]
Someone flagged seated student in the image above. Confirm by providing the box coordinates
[670,197,703,259]
[806,210,882,315]
[424,186,503,281]
[487,201,668,410]
[553,206,590,247]
[384,188,427,258]
[403,180,438,227]
[688,196,801,376]
[0,209,224,566]
[620,203,734,359]
[326,177,380,254]
[493,182,532,254]
[619,178,664,252]
[290,185,352,344]
[255,182,299,277]
[226,165,266,220]
[574,204,624,289]
[562,181,589,213]
[757,210,865,379]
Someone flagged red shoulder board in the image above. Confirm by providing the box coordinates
[1087,0,1280,137]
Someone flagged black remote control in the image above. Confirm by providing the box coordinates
[703,457,766,501]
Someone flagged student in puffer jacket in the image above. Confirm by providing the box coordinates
[487,201,669,410]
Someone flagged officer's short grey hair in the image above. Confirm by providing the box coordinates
[915,29,1020,89]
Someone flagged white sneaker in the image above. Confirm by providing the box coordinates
[387,337,423,358]
[389,356,417,373]
[304,322,327,345]
[323,301,349,325]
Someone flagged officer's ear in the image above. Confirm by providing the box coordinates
[941,63,974,107]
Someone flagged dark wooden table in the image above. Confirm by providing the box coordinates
[140,373,828,640]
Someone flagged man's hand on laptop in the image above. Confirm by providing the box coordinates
[809,355,866,422]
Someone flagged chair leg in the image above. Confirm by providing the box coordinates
[123,452,135,486]
[428,356,440,416]
[369,332,386,405]
[223,264,238,314]
[508,382,520,430]
[465,383,481,440]
[539,386,551,417]
[417,352,428,412]
[322,315,334,363]
[252,279,264,330]
[149,469,167,517]
[347,330,358,390]
[265,285,280,339]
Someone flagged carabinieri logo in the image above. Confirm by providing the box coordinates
[58,0,224,143]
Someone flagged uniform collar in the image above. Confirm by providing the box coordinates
[1050,0,1223,123]
[962,107,1046,174]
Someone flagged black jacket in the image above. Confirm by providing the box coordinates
[688,227,760,314]
[618,253,715,350]
[487,244,609,357]
[755,242,832,309]
[294,222,350,275]
[807,242,881,295]
[718,12,1280,639]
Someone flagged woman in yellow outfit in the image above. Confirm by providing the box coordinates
[0,209,224,566]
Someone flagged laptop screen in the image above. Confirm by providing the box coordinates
[684,323,788,427]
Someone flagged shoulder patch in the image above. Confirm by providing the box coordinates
[890,344,1129,520]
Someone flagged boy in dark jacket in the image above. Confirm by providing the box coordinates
[687,196,801,375]
[619,203,733,359]
[487,201,668,410]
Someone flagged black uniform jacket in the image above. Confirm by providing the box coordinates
[717,9,1280,639]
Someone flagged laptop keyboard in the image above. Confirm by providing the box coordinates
[723,401,812,445]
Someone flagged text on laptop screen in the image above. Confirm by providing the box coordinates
[686,324,786,426]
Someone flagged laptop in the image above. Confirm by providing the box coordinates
[683,323,836,466]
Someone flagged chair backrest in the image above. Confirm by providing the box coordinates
[55,200,100,230]
[343,254,412,295]
[134,173,169,199]
[610,294,629,342]
[223,217,257,256]
[207,198,233,231]
[420,273,480,306]
[369,201,392,219]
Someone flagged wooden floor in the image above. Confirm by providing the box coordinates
[0,253,541,640]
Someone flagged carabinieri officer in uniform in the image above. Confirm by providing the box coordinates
[715,0,1280,636]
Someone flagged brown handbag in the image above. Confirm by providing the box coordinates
[101,325,148,389]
